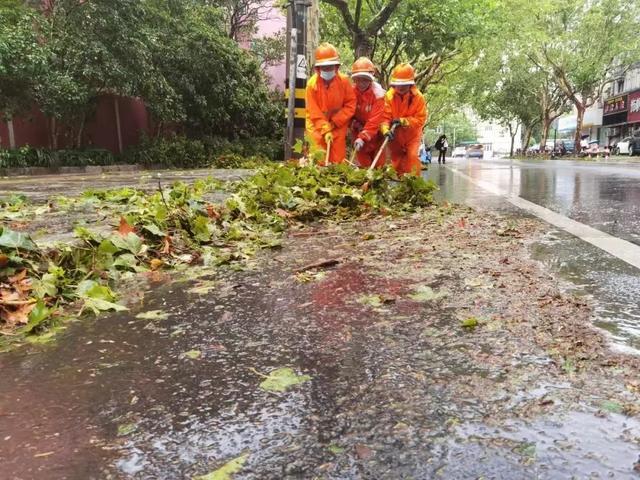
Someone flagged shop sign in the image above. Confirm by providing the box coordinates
[628,91,640,123]
[603,94,627,115]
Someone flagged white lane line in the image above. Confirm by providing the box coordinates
[447,166,640,271]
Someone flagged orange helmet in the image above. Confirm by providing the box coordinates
[315,43,341,67]
[389,63,415,86]
[351,57,376,80]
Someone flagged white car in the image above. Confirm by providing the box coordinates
[451,146,466,157]
[614,137,640,155]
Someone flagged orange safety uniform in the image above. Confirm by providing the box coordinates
[351,81,385,168]
[381,86,428,176]
[306,72,356,164]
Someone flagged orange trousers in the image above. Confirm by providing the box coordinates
[309,126,347,165]
[356,136,385,168]
[389,135,421,176]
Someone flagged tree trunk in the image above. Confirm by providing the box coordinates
[523,125,533,152]
[508,123,517,157]
[574,103,585,153]
[76,113,86,149]
[540,114,550,150]
[354,31,373,58]
[49,117,58,150]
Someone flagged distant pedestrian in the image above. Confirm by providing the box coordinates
[435,134,448,164]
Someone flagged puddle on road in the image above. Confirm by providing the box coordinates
[443,410,640,479]
[532,229,640,353]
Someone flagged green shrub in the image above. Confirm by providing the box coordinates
[0,146,118,169]
[125,135,209,168]
[124,135,280,168]
[202,135,283,161]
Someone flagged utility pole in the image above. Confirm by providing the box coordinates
[284,0,310,160]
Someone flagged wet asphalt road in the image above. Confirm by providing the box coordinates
[424,157,640,351]
[2,161,640,479]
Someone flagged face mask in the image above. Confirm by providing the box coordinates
[320,70,336,81]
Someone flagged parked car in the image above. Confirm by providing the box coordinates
[451,146,466,157]
[465,144,484,158]
[614,136,640,155]
[529,141,555,153]
[555,139,576,153]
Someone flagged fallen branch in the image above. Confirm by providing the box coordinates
[295,258,341,273]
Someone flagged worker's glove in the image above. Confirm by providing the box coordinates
[324,132,334,143]
[391,119,402,128]
[354,138,365,151]
[399,118,410,127]
[381,125,395,141]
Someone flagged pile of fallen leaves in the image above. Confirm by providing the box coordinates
[0,163,436,345]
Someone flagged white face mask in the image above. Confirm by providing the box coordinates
[320,70,336,81]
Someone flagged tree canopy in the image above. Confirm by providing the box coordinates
[0,0,282,147]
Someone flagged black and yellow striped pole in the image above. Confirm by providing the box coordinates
[284,0,308,160]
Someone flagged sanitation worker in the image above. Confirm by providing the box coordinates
[305,43,356,165]
[350,57,386,168]
[380,63,428,176]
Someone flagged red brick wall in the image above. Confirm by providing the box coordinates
[0,96,151,153]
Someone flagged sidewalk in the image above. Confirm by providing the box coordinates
[0,168,251,203]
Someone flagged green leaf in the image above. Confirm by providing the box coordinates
[110,232,144,255]
[76,280,116,302]
[0,227,37,251]
[112,253,139,270]
[328,444,345,454]
[357,294,383,308]
[601,400,623,414]
[21,300,51,333]
[135,310,170,321]
[32,272,59,298]
[409,286,447,302]
[143,223,166,237]
[259,367,311,392]
[76,280,127,313]
[117,423,137,436]
[514,442,536,458]
[98,239,119,255]
[193,453,249,480]
[83,298,129,314]
[461,317,479,329]
[183,349,202,359]
[74,226,103,243]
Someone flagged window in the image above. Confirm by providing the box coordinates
[617,79,625,93]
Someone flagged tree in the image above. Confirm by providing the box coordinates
[34,0,165,148]
[320,0,501,92]
[320,0,404,58]
[0,2,46,119]
[537,75,569,149]
[250,28,286,69]
[218,0,274,41]
[529,0,640,151]
[144,3,282,139]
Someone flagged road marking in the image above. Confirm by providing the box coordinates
[448,166,640,270]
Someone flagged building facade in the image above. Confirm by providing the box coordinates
[602,63,640,145]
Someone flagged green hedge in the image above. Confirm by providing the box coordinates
[0,146,119,169]
[123,135,283,168]
[0,135,283,170]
